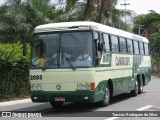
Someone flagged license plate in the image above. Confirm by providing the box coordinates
[54,97,65,102]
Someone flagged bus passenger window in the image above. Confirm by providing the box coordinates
[103,34,110,52]
[139,42,144,55]
[127,39,133,54]
[111,35,119,53]
[133,41,139,54]
[119,37,127,53]
[144,43,149,55]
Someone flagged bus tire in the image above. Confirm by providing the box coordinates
[138,79,143,94]
[98,84,110,107]
[50,101,63,109]
[130,79,138,96]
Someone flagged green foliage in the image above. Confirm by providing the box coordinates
[0,42,30,62]
[134,11,160,72]
[0,43,31,99]
[150,32,160,56]
[0,0,132,43]
[0,0,58,42]
[0,2,32,42]
[0,60,30,98]
[47,5,65,22]
[57,0,132,31]
[133,11,160,34]
[150,32,160,72]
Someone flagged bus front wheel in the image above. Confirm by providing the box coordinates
[130,80,138,96]
[138,79,143,94]
[98,85,110,107]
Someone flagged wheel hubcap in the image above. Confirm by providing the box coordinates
[105,88,109,102]
[136,81,138,92]
[140,81,143,90]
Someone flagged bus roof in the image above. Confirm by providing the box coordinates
[34,21,149,43]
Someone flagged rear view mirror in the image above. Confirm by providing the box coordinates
[98,41,104,52]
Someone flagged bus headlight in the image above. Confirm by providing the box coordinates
[77,83,90,90]
[31,84,42,91]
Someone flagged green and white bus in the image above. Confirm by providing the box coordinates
[30,21,151,108]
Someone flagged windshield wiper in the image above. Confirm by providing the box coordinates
[62,48,76,71]
[65,57,76,70]
[42,66,47,71]
[41,61,48,71]
[42,53,58,71]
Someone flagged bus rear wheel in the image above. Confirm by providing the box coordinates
[98,85,110,107]
[50,101,64,109]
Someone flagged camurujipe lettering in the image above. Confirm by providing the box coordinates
[115,57,130,66]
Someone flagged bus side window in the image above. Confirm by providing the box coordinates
[144,43,149,55]
[127,39,133,54]
[111,35,119,53]
[133,41,139,54]
[119,37,127,53]
[139,42,144,55]
[103,34,110,52]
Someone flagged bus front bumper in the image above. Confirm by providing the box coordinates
[30,90,96,103]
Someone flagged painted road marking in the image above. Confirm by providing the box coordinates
[105,117,119,120]
[136,105,153,111]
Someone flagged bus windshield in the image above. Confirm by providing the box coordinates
[31,31,93,69]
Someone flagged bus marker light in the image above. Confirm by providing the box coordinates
[90,82,95,90]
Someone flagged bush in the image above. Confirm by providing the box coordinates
[0,42,31,99]
[0,42,30,62]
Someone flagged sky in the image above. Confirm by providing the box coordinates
[0,0,160,15]
[117,0,160,15]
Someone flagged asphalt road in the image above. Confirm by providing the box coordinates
[1,76,160,120]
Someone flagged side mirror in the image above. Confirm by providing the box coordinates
[98,41,104,52]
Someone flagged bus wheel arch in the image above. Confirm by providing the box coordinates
[107,79,113,97]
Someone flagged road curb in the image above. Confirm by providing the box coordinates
[0,98,31,107]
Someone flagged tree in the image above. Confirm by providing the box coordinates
[133,11,160,35]
[133,11,160,71]
[0,1,32,42]
[47,5,65,22]
[56,0,131,30]
[58,0,112,22]
[0,0,62,42]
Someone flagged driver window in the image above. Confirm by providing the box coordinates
[94,32,101,55]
